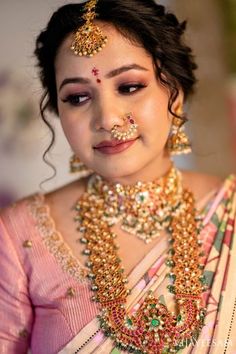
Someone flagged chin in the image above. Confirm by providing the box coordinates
[91,159,146,182]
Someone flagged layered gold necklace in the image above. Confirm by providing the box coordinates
[74,166,207,354]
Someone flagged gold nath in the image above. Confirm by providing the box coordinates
[71,0,108,57]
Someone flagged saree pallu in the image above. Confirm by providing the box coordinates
[60,175,236,354]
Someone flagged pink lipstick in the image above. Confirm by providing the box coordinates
[94,138,138,155]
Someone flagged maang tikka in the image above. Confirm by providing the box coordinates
[71,0,108,57]
[168,105,192,155]
[111,113,138,141]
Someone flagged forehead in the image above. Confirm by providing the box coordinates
[55,23,152,78]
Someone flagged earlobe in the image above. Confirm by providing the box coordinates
[172,90,184,115]
[167,91,192,155]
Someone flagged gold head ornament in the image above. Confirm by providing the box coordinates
[71,0,108,57]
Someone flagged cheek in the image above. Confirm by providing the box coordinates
[138,94,171,138]
[58,108,90,150]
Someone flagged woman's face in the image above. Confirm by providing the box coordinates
[55,23,182,183]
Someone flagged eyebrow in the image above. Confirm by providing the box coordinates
[59,77,90,91]
[105,64,149,78]
[59,63,149,91]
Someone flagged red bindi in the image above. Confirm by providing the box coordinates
[92,67,101,83]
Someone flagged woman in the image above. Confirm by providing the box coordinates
[0,0,235,353]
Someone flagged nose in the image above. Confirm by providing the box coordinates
[93,93,125,132]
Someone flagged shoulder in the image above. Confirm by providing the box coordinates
[0,194,31,226]
[45,176,88,207]
[181,170,223,203]
[0,193,42,250]
[41,177,91,231]
[0,176,89,242]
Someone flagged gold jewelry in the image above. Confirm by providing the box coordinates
[75,166,207,354]
[70,154,93,177]
[85,167,183,243]
[71,0,108,57]
[111,113,138,141]
[168,106,192,155]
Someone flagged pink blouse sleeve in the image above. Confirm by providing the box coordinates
[0,209,33,353]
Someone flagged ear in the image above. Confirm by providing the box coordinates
[172,89,184,114]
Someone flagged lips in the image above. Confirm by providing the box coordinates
[94,137,138,155]
[95,139,134,148]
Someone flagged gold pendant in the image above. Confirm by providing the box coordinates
[74,167,207,353]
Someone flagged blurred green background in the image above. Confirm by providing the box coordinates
[219,0,236,74]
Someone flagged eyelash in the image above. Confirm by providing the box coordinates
[118,83,147,94]
[61,83,146,107]
[61,94,89,106]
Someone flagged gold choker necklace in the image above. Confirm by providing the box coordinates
[83,167,183,243]
[75,167,207,354]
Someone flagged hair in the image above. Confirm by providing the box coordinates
[34,0,197,178]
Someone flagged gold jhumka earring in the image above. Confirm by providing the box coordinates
[70,154,93,177]
[71,0,108,57]
[111,113,138,141]
[167,105,192,155]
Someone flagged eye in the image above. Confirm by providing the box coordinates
[61,93,90,106]
[118,83,146,95]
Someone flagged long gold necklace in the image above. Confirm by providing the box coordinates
[74,167,207,354]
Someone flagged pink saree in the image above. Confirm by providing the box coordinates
[59,174,236,354]
[0,174,236,354]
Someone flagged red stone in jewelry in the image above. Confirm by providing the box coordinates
[127,113,135,125]
[92,67,101,83]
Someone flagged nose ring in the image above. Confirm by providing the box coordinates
[110,113,138,141]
